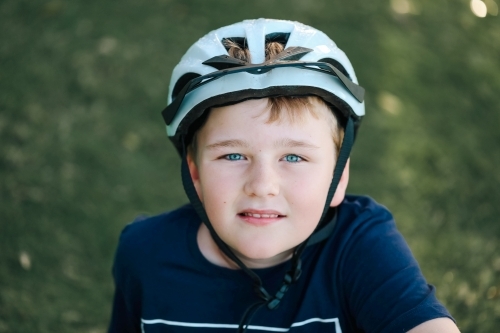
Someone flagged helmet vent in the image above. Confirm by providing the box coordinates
[172,72,201,100]
[265,32,291,46]
[318,58,351,80]
[221,37,248,51]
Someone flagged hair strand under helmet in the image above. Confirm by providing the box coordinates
[162,18,365,333]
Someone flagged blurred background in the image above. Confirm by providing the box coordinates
[1,0,499,331]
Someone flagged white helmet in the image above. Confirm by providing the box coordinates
[162,18,365,153]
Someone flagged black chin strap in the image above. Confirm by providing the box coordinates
[180,117,354,332]
[317,116,355,235]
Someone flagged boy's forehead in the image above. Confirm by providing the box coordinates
[210,98,333,123]
[208,100,308,129]
[200,99,334,142]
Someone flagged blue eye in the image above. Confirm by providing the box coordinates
[284,154,302,163]
[225,153,243,161]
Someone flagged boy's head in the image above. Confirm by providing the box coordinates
[161,17,364,276]
[186,97,350,266]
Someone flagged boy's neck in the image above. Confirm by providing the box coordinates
[197,223,293,269]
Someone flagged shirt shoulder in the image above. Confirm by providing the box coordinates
[113,204,199,274]
[339,194,393,222]
[325,194,452,333]
[332,194,396,245]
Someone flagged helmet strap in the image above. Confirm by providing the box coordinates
[306,116,355,246]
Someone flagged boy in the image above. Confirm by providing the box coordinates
[109,19,460,332]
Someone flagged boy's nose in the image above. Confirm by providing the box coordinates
[243,162,280,198]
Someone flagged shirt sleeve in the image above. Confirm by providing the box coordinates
[339,200,453,333]
[108,225,143,333]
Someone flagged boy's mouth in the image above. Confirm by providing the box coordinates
[240,212,283,218]
[238,210,286,219]
[238,210,286,226]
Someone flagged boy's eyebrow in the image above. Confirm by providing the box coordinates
[205,139,250,150]
[275,138,320,149]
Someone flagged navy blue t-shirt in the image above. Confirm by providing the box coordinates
[109,195,452,333]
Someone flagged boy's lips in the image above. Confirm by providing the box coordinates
[237,209,286,225]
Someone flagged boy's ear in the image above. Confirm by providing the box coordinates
[330,158,350,207]
[186,151,203,202]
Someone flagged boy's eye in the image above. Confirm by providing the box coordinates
[224,153,244,161]
[283,154,302,163]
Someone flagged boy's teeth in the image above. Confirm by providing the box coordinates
[244,213,278,218]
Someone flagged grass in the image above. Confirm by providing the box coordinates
[1,0,499,332]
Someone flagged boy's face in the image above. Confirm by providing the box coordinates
[188,98,348,267]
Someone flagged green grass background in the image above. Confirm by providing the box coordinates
[1,0,499,332]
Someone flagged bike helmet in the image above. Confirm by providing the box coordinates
[161,18,365,332]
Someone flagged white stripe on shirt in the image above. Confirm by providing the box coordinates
[141,317,341,332]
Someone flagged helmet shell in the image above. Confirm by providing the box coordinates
[165,19,365,151]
